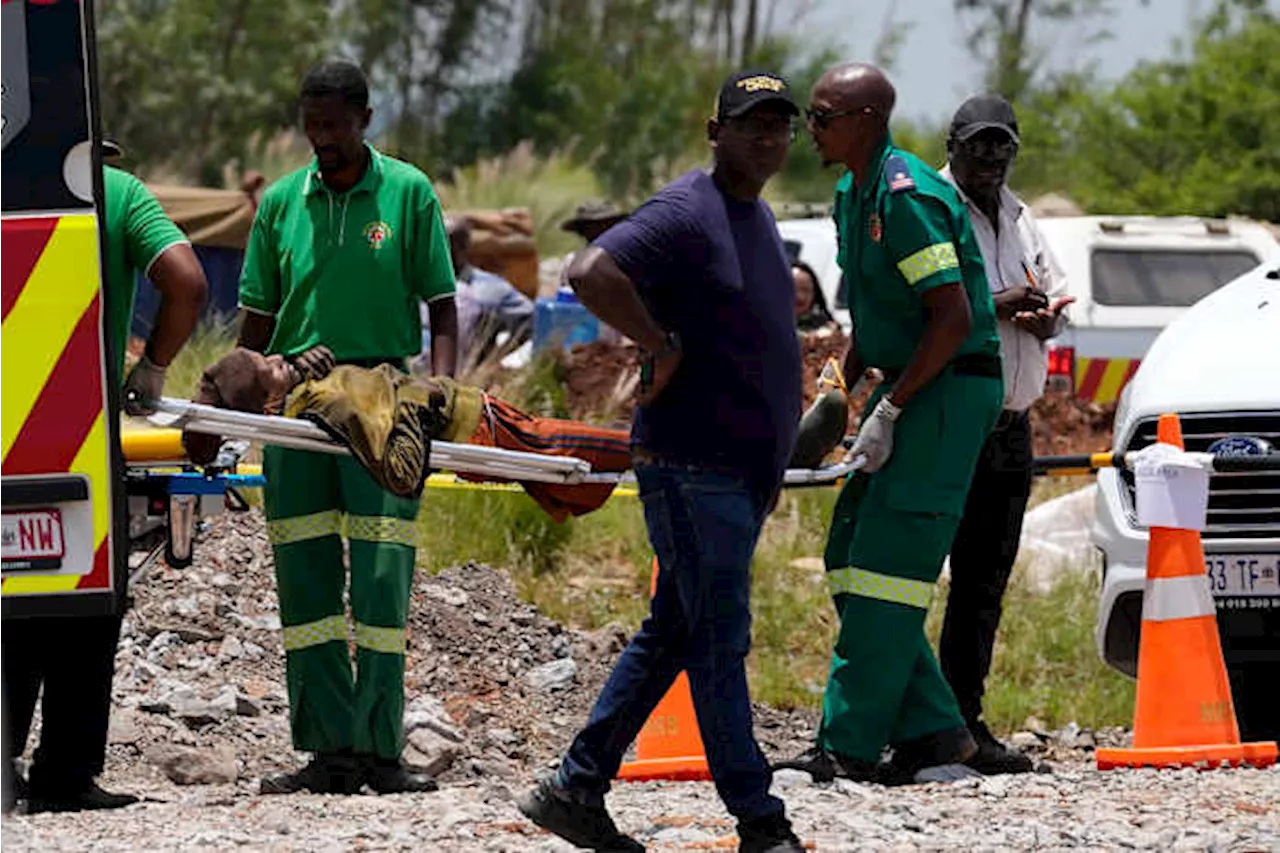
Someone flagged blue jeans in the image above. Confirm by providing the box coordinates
[557,464,783,821]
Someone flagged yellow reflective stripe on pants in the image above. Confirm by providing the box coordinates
[282,614,349,651]
[267,509,343,546]
[354,622,407,655]
[897,242,958,285]
[826,567,934,609]
[346,515,418,548]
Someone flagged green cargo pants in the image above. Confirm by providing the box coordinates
[819,373,1001,762]
[263,446,420,760]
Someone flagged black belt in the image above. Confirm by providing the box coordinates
[878,353,1002,384]
[337,356,407,371]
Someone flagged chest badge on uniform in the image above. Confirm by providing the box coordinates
[868,212,882,243]
[363,220,392,250]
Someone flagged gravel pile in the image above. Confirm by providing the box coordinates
[7,508,1277,850]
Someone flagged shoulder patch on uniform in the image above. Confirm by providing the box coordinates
[885,155,916,194]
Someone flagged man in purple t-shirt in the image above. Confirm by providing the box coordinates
[516,71,805,853]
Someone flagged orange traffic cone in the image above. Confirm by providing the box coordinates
[616,557,713,782]
[1096,414,1278,770]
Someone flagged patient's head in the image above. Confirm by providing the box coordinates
[194,349,299,412]
[184,348,301,464]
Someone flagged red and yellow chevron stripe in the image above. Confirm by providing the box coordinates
[2,213,114,597]
[1075,356,1141,405]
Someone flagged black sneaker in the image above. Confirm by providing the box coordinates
[965,721,1033,775]
[362,756,438,794]
[26,781,139,814]
[516,773,644,852]
[737,811,804,853]
[772,745,881,783]
[259,751,364,795]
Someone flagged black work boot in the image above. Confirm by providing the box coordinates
[882,726,981,785]
[362,756,438,794]
[259,750,364,795]
[26,780,139,814]
[737,810,805,853]
[516,773,644,852]
[772,744,881,784]
[965,720,1033,775]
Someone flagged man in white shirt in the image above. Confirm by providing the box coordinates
[938,94,1073,775]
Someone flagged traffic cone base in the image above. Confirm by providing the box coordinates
[1097,413,1279,771]
[1097,742,1276,771]
[616,561,713,783]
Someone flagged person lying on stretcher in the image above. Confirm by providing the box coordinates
[181,346,632,521]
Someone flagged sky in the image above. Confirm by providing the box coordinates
[796,0,1280,123]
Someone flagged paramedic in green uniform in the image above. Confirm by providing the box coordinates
[776,63,1003,785]
[235,60,457,796]
[4,144,208,814]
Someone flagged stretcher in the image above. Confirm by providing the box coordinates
[143,398,868,487]
[121,398,865,580]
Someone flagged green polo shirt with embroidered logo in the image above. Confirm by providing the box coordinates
[238,145,455,360]
[834,135,999,371]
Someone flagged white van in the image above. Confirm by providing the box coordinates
[1036,216,1278,403]
[777,213,1279,403]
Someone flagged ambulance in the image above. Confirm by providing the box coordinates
[2,0,128,617]
[777,212,1279,405]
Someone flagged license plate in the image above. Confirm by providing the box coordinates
[1204,553,1280,597]
[1,509,65,571]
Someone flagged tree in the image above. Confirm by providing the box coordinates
[1058,6,1280,220]
[96,0,334,185]
[954,0,1119,103]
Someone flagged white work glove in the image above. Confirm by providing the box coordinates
[123,354,167,416]
[846,396,901,473]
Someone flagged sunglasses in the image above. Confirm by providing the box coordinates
[804,105,876,130]
[956,135,1019,161]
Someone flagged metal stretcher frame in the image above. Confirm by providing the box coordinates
[147,398,867,487]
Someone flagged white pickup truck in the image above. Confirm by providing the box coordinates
[1090,258,1280,742]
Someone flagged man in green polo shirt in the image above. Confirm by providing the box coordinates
[776,63,1003,785]
[235,60,457,796]
[104,145,210,412]
[5,144,207,815]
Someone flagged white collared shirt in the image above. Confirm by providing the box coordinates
[942,164,1069,412]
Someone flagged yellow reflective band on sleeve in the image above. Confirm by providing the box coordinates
[346,515,418,548]
[266,509,343,546]
[282,614,349,651]
[826,567,934,609]
[354,622,407,655]
[897,242,959,285]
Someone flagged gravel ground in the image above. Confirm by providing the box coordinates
[6,511,1278,851]
[5,763,1278,851]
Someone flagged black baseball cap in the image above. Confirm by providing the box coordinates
[715,70,799,120]
[949,94,1020,144]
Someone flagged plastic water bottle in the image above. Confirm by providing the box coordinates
[533,286,600,353]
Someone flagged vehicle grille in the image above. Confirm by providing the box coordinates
[1121,410,1280,539]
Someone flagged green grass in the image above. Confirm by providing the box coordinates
[414,476,1136,733]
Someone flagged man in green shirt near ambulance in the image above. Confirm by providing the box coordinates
[776,63,1004,785]
[235,60,458,796]
[5,143,207,814]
